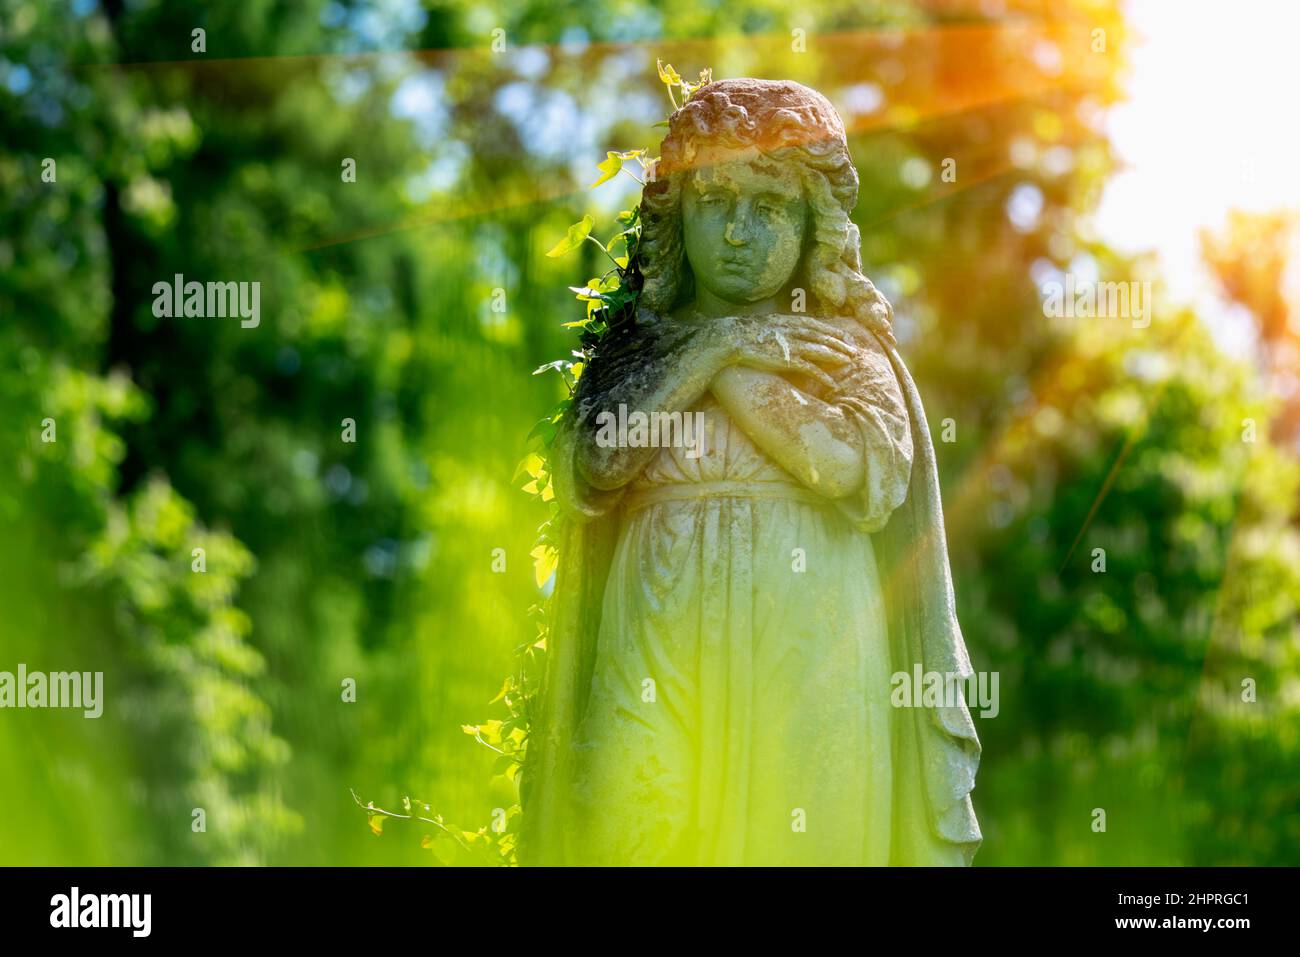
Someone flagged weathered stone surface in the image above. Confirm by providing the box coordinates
[524,78,981,866]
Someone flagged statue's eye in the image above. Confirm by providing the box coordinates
[698,194,724,207]
[757,202,782,217]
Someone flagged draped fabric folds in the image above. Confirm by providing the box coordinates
[520,317,980,866]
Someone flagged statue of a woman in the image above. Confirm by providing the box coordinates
[522,78,981,866]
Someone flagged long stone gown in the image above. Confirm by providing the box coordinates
[565,334,914,865]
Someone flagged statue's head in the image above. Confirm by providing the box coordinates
[639,78,891,335]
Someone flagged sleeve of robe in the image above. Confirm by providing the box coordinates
[857,326,983,865]
[823,322,915,533]
[518,408,621,864]
[519,309,674,864]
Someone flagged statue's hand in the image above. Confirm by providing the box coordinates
[723,314,859,390]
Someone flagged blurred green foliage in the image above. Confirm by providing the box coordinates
[0,0,1296,865]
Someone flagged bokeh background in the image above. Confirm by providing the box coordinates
[2,0,1297,865]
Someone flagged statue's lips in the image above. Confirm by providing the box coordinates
[717,257,753,272]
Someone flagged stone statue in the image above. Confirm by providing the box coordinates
[522,78,981,865]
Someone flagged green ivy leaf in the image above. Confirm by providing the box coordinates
[532,359,567,376]
[545,214,595,257]
[590,152,623,188]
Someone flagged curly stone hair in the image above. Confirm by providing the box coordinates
[637,78,894,342]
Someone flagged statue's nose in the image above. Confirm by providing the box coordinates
[724,220,748,246]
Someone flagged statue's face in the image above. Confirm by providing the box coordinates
[681,148,807,308]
